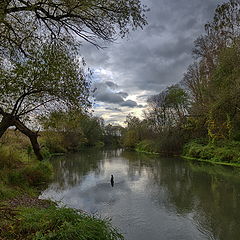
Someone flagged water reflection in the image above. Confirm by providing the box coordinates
[41,149,240,240]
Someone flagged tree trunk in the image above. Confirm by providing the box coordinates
[14,118,43,161]
[0,114,14,138]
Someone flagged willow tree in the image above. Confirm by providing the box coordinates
[146,85,189,132]
[0,0,148,56]
[0,43,90,160]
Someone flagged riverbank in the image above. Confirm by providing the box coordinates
[135,140,180,156]
[134,138,240,168]
[0,143,123,240]
[182,140,240,168]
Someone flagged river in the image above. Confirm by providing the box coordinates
[40,149,240,240]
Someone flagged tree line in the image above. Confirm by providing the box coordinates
[122,0,240,158]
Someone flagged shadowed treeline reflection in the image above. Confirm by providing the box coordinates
[50,149,122,189]
[41,149,240,240]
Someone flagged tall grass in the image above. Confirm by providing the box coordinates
[2,206,124,240]
[0,144,53,200]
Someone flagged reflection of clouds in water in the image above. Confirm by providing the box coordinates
[76,180,132,213]
[42,174,132,214]
[41,150,236,240]
[41,152,149,213]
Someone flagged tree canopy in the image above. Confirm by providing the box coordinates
[1,0,148,56]
[0,42,91,159]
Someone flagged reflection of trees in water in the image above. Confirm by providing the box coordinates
[50,149,125,190]
[121,151,157,180]
[50,149,240,240]
[132,156,240,240]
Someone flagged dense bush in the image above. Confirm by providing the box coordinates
[0,143,53,200]
[123,130,140,149]
[183,140,240,164]
[40,132,67,154]
[136,140,157,153]
[0,145,25,169]
[7,161,53,188]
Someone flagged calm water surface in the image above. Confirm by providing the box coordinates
[40,149,240,240]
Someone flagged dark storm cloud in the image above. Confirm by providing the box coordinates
[93,81,141,108]
[105,107,122,112]
[117,92,128,98]
[95,92,123,104]
[120,100,138,108]
[105,81,119,89]
[81,0,224,122]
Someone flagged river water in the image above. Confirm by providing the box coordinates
[40,149,240,240]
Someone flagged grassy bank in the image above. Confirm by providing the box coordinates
[135,140,160,155]
[134,137,240,168]
[134,139,181,156]
[1,206,123,240]
[182,140,240,167]
[0,132,124,240]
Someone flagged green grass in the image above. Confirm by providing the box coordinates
[183,140,240,167]
[0,144,53,201]
[1,206,124,240]
[182,155,240,168]
[136,140,159,155]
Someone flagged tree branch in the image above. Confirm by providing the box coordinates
[11,89,43,115]
[0,107,5,116]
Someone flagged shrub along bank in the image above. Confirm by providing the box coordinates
[183,140,240,167]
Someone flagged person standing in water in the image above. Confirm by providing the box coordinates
[111,175,114,187]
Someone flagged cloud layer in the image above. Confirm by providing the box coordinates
[81,0,224,124]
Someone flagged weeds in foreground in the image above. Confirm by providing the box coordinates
[1,206,124,240]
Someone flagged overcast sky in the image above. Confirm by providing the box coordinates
[80,0,224,125]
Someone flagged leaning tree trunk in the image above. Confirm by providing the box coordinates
[0,114,15,138]
[14,118,43,161]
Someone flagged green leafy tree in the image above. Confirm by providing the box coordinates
[0,43,90,160]
[146,84,189,132]
[104,124,123,146]
[207,43,240,141]
[40,110,104,151]
[183,0,240,141]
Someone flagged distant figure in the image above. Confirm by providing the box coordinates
[110,175,114,187]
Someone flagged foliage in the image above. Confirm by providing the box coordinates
[146,84,189,130]
[40,132,68,154]
[5,161,52,188]
[183,0,240,143]
[1,0,148,57]
[122,85,189,154]
[0,145,25,169]
[0,43,91,116]
[0,42,91,160]
[136,140,157,154]
[122,1,240,159]
[40,110,104,152]
[1,206,124,240]
[123,129,140,149]
[0,182,20,200]
[103,124,123,146]
[0,138,53,199]
[183,140,240,164]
